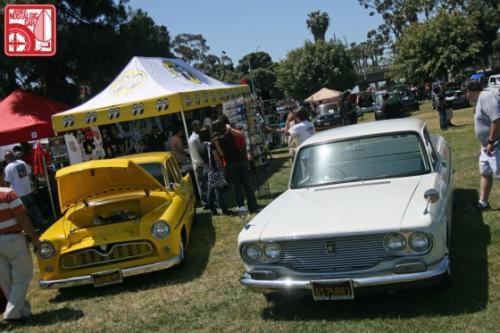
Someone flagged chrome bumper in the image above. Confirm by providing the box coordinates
[39,256,181,289]
[240,257,449,292]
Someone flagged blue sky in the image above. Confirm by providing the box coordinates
[128,0,383,64]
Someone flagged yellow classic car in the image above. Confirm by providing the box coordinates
[37,152,195,288]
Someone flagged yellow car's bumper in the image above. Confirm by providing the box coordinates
[39,255,181,289]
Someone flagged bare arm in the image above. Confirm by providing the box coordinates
[486,118,500,154]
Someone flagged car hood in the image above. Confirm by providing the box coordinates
[56,159,163,212]
[241,177,422,242]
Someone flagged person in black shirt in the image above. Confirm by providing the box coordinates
[433,86,448,130]
[211,119,258,213]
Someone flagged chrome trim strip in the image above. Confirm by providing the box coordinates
[60,241,154,269]
[240,257,449,292]
[40,256,181,289]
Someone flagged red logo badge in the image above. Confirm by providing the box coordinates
[4,4,56,57]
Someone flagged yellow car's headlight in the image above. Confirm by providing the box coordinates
[151,221,170,239]
[39,241,55,259]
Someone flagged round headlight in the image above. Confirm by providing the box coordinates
[264,243,282,260]
[409,232,432,252]
[384,233,406,253]
[151,221,170,239]
[243,243,261,262]
[39,241,55,259]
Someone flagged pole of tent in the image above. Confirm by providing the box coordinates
[180,109,201,200]
[42,154,57,219]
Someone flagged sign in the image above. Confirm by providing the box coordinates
[4,4,57,56]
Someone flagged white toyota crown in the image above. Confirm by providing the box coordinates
[238,118,453,301]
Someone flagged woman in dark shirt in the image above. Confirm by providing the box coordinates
[211,119,258,213]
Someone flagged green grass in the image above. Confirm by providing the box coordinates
[4,102,500,332]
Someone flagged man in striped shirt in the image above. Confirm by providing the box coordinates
[0,165,41,323]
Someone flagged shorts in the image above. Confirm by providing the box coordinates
[479,147,500,178]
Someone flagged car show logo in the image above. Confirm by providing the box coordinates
[85,112,97,124]
[110,69,147,97]
[162,60,202,84]
[131,103,145,116]
[4,4,56,56]
[63,115,75,128]
[108,107,121,120]
[156,98,169,111]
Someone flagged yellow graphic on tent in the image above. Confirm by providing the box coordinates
[110,69,147,96]
[162,61,202,84]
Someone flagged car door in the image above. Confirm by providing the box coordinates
[425,128,453,249]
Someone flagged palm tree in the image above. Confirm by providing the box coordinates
[306,11,330,43]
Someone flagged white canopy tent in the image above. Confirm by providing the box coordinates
[52,56,250,192]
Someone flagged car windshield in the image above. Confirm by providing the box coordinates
[138,163,165,187]
[317,104,339,116]
[291,132,430,188]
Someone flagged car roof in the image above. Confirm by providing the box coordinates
[302,118,425,147]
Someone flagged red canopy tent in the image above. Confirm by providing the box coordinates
[0,89,70,145]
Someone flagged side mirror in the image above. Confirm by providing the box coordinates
[424,189,440,203]
[167,182,181,192]
[423,189,439,215]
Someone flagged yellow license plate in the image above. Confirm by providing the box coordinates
[312,281,354,301]
[92,271,123,287]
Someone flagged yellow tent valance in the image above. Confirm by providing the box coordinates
[52,57,250,133]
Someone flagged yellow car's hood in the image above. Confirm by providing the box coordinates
[56,159,163,212]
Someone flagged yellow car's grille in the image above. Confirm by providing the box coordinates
[60,241,154,269]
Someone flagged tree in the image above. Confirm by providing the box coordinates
[172,33,209,65]
[237,52,274,74]
[390,10,482,82]
[276,41,356,100]
[306,11,330,43]
[237,51,280,99]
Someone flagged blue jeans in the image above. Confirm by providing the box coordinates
[226,160,258,213]
[20,193,46,228]
[195,165,208,206]
[207,186,228,214]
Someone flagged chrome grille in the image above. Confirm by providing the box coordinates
[277,234,394,273]
[61,241,154,269]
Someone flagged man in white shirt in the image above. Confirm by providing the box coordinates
[268,107,315,159]
[3,151,47,229]
[188,120,207,207]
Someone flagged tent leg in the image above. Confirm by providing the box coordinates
[180,110,201,201]
[42,155,57,220]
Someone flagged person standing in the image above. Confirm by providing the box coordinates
[169,126,188,165]
[0,165,41,323]
[212,119,258,214]
[465,80,500,210]
[267,107,315,160]
[188,120,208,207]
[434,85,448,130]
[3,152,47,229]
[341,91,357,125]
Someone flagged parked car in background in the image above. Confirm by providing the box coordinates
[238,118,453,301]
[444,90,470,109]
[374,92,406,120]
[394,86,420,112]
[487,74,500,93]
[37,152,195,288]
[356,91,376,116]
[313,101,343,131]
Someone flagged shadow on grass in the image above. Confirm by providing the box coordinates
[261,188,490,320]
[0,308,84,330]
[50,212,215,303]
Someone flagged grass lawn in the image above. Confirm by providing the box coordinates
[3,102,500,332]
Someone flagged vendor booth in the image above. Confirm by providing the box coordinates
[0,89,70,219]
[51,57,251,195]
[304,87,341,105]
